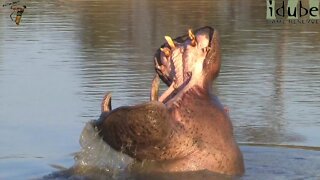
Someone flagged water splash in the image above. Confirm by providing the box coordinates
[73,122,133,178]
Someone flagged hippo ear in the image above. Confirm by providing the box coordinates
[101,92,112,112]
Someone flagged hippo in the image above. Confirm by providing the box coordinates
[93,26,244,176]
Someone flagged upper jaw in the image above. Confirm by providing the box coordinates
[154,26,215,92]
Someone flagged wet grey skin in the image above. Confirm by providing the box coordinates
[93,26,244,176]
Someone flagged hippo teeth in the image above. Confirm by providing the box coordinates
[188,29,196,47]
[160,47,170,57]
[154,27,215,103]
[164,36,176,49]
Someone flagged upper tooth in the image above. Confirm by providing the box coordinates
[188,29,195,40]
[164,36,176,49]
[188,29,196,46]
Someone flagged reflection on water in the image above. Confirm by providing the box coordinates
[0,0,320,179]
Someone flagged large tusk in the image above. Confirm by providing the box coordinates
[164,36,176,49]
[101,92,112,113]
[150,74,160,101]
[188,29,196,46]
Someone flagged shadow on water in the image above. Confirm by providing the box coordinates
[0,0,320,179]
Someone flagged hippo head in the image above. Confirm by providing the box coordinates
[154,26,221,94]
[95,26,244,176]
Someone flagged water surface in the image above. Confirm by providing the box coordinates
[0,0,320,179]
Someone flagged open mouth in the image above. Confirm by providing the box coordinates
[153,26,215,103]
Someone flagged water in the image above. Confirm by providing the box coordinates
[0,0,319,179]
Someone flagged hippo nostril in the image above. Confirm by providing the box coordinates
[202,47,211,54]
[186,72,192,78]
